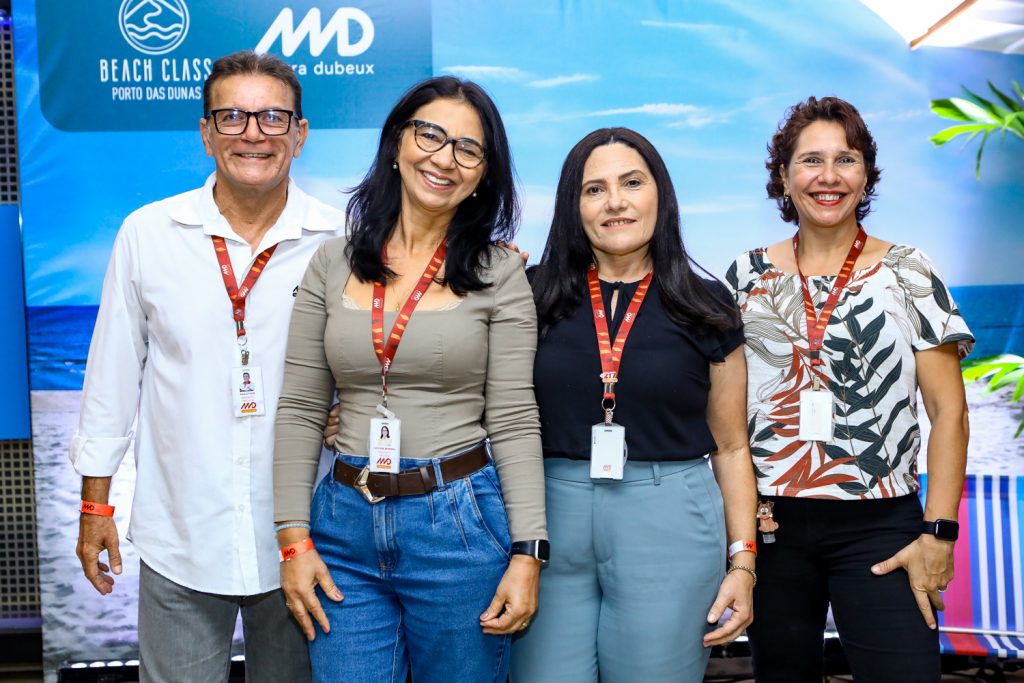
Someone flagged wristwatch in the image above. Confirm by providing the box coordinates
[511,539,550,564]
[921,519,959,542]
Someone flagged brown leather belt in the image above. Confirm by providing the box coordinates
[334,443,489,504]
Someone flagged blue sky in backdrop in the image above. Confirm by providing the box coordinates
[15,0,1024,306]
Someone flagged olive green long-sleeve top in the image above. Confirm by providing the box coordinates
[273,238,547,541]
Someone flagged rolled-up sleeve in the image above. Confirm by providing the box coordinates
[273,241,338,522]
[70,222,148,477]
[484,250,547,541]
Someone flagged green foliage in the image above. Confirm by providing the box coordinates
[930,81,1024,179]
[962,354,1024,437]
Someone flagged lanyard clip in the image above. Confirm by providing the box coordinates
[601,397,616,426]
[601,371,618,397]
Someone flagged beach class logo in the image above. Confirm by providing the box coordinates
[34,0,431,130]
[256,7,376,77]
[118,0,190,56]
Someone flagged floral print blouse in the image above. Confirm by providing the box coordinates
[727,244,974,500]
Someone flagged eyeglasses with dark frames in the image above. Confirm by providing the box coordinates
[207,109,298,136]
[405,119,487,169]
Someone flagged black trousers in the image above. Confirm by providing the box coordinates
[748,494,940,682]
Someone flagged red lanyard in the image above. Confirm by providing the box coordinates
[792,225,867,369]
[212,236,277,363]
[587,265,653,420]
[371,241,447,405]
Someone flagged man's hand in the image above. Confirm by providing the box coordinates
[324,403,341,448]
[77,514,122,595]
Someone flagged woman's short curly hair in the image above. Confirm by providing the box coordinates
[766,96,881,225]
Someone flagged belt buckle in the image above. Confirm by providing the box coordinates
[355,465,385,504]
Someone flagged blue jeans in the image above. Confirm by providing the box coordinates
[510,457,725,683]
[309,446,512,683]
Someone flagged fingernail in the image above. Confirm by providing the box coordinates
[870,565,880,574]
[707,611,717,622]
[333,590,343,600]
[480,612,491,620]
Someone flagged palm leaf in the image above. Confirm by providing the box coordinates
[930,81,1024,178]
[989,81,1023,113]
[962,354,1024,438]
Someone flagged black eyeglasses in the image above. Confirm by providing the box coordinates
[206,109,298,136]
[405,120,487,169]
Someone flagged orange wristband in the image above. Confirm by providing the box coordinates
[81,500,115,517]
[279,537,315,562]
[728,539,756,558]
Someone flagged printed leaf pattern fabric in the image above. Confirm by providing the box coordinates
[727,245,974,500]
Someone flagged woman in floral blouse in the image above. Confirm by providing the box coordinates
[728,96,973,682]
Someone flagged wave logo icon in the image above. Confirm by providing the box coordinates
[118,0,190,56]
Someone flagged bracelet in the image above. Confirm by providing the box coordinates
[727,563,757,587]
[274,522,311,533]
[279,537,315,562]
[728,539,756,558]
[81,500,115,517]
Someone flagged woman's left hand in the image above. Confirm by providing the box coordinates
[871,535,954,629]
[479,555,541,635]
[703,566,755,647]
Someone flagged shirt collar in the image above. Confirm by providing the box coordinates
[168,173,337,246]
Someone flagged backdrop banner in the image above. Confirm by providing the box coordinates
[13,0,1024,678]
[35,0,431,130]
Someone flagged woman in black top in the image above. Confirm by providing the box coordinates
[509,128,757,683]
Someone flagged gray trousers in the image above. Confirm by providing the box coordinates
[138,560,310,683]
[511,457,726,683]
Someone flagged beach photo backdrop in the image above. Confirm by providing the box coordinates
[11,0,1024,677]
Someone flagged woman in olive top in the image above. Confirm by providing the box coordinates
[272,77,547,683]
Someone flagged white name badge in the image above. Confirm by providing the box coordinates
[798,389,834,441]
[591,423,627,480]
[232,366,266,417]
[369,417,401,473]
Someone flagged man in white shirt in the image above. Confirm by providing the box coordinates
[70,51,344,682]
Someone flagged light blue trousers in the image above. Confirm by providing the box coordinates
[510,457,726,683]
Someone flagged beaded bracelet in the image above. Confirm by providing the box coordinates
[274,522,311,533]
[727,563,757,587]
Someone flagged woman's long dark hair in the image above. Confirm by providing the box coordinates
[532,127,739,336]
[345,76,520,293]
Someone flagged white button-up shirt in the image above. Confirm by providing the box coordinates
[70,174,344,595]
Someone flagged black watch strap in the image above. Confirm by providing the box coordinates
[921,518,959,542]
[511,539,550,563]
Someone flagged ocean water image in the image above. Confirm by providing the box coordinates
[33,395,244,677]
